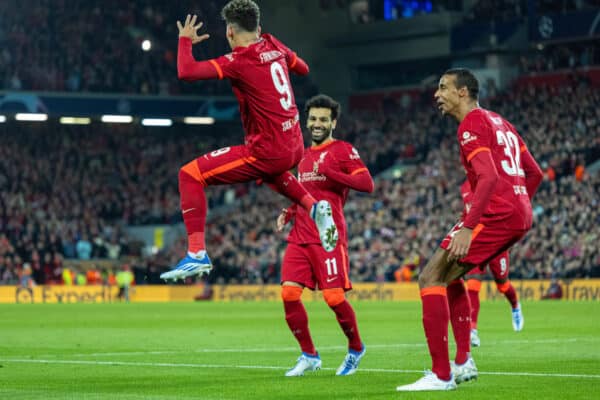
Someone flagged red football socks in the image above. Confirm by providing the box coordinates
[284,300,317,355]
[498,281,519,309]
[466,279,481,329]
[447,280,471,365]
[270,171,316,212]
[421,286,451,381]
[179,169,207,253]
[331,301,363,352]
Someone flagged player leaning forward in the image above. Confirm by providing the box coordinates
[161,0,338,281]
[396,69,543,391]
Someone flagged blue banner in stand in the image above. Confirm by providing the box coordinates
[0,91,239,120]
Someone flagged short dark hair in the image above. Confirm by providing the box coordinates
[305,94,341,120]
[443,68,479,100]
[221,0,260,32]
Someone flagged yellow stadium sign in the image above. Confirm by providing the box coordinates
[0,279,598,304]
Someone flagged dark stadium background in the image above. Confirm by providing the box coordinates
[1,0,599,289]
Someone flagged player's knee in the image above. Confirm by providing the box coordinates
[179,161,206,187]
[281,285,303,302]
[466,279,482,292]
[418,271,437,288]
[323,288,345,307]
[496,281,510,293]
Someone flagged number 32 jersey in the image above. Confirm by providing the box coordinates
[457,108,533,230]
[211,34,304,159]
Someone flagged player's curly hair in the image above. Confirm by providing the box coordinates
[444,68,479,100]
[305,94,341,121]
[221,0,260,32]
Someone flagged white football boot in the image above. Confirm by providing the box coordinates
[285,353,322,377]
[396,371,457,391]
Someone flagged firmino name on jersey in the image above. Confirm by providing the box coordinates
[259,50,282,63]
[282,113,299,132]
[299,171,326,182]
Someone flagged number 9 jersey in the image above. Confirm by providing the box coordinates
[457,108,538,230]
[210,34,305,160]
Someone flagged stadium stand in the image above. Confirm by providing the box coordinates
[1,1,599,286]
[2,69,597,284]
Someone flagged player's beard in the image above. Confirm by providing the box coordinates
[311,127,332,145]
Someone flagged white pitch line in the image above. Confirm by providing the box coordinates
[62,337,594,358]
[2,358,600,379]
[64,344,419,357]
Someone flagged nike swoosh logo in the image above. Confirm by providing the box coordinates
[182,208,196,214]
[326,277,337,283]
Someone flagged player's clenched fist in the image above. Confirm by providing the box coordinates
[177,14,210,44]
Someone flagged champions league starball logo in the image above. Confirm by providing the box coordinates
[538,16,553,39]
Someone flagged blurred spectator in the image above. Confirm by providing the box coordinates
[0,0,317,97]
[116,264,135,302]
[0,70,599,285]
[541,278,563,299]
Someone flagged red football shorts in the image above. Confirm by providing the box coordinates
[281,243,352,291]
[465,250,510,279]
[441,219,527,267]
[185,144,303,186]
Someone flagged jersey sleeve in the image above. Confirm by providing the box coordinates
[264,34,309,75]
[336,142,369,175]
[458,115,491,165]
[210,53,239,80]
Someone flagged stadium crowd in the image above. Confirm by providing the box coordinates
[4,0,597,98]
[0,0,316,98]
[1,70,599,285]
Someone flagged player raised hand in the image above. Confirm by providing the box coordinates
[177,14,210,44]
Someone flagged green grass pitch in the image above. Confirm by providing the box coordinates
[1,301,598,399]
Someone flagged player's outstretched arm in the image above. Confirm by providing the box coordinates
[176,14,219,81]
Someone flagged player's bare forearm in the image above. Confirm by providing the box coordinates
[324,169,374,193]
[177,37,219,81]
[464,151,498,229]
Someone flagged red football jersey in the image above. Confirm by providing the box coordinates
[457,108,533,230]
[212,34,303,159]
[287,140,369,245]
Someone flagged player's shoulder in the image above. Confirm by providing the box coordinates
[458,108,503,139]
[331,139,361,157]
[261,33,285,48]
